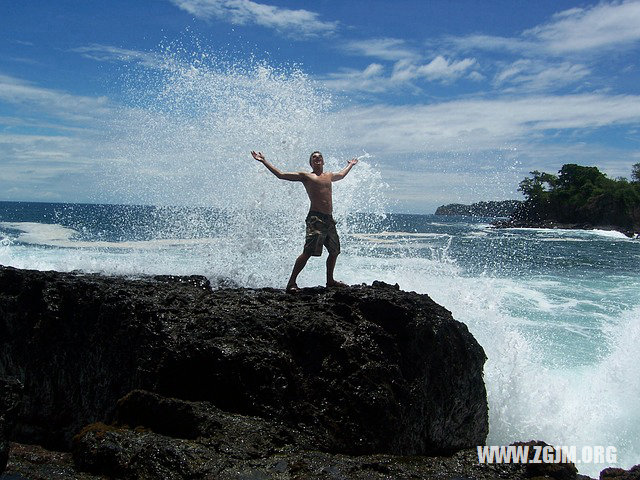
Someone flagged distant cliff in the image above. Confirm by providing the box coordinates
[435,200,522,217]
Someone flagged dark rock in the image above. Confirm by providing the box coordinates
[435,200,522,217]
[511,441,578,480]
[2,442,103,479]
[0,417,7,475]
[0,265,488,457]
[12,437,540,480]
[113,389,316,454]
[500,190,639,237]
[601,464,640,480]
[1,375,22,475]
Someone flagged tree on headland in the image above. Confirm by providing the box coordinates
[518,170,557,199]
[513,163,640,234]
[632,163,640,183]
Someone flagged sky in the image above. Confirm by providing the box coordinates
[1,0,640,213]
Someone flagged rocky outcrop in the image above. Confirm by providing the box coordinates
[499,194,640,237]
[0,417,7,475]
[435,200,522,217]
[1,375,21,475]
[600,465,640,480]
[6,438,585,480]
[0,265,489,477]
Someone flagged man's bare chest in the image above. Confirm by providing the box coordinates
[304,175,332,192]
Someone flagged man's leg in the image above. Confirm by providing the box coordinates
[326,252,338,286]
[326,252,347,287]
[325,222,345,287]
[287,252,311,290]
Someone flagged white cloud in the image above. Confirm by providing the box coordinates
[337,93,640,155]
[494,60,591,92]
[342,38,417,61]
[169,0,338,37]
[415,56,477,82]
[468,71,485,82]
[323,63,387,92]
[0,74,111,123]
[419,2,640,97]
[526,0,640,54]
[391,55,477,84]
[71,44,168,69]
[324,55,478,92]
[448,1,640,57]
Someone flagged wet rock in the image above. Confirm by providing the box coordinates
[600,464,640,480]
[2,442,103,480]
[0,375,22,476]
[0,265,488,456]
[511,441,578,480]
[113,389,317,455]
[0,418,7,475]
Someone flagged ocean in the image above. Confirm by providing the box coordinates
[1,200,638,477]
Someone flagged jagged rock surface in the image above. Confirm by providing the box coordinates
[0,418,7,475]
[0,265,489,477]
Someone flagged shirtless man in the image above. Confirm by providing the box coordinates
[251,150,358,291]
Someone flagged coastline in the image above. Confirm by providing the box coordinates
[491,218,638,238]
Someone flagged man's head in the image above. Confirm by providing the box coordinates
[309,151,324,171]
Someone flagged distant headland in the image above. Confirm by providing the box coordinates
[435,200,522,217]
[437,163,640,237]
[500,163,640,237]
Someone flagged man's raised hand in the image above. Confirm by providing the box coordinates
[348,157,359,166]
[251,151,266,162]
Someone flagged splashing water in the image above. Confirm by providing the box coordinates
[97,42,389,286]
[356,149,374,160]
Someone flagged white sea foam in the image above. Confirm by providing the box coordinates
[510,227,631,241]
[576,229,628,239]
[2,221,235,250]
[417,274,640,478]
[1,222,79,245]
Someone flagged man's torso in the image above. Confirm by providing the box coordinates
[302,172,333,214]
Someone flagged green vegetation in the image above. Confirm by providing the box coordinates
[514,163,640,234]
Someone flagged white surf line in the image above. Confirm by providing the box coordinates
[350,231,450,238]
[506,226,631,239]
[1,222,78,245]
[0,222,221,250]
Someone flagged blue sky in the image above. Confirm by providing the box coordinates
[1,0,640,213]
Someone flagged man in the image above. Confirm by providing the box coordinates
[251,150,358,291]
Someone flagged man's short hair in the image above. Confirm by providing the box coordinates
[309,151,323,163]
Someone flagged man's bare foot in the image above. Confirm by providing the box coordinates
[286,283,300,292]
[326,280,348,288]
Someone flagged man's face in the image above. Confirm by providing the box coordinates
[310,152,324,169]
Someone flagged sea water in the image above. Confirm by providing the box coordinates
[1,42,639,477]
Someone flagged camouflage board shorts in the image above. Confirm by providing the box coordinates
[304,211,340,257]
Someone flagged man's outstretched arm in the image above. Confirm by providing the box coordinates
[332,157,358,181]
[252,151,305,181]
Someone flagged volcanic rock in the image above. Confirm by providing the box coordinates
[0,265,489,476]
[0,418,7,475]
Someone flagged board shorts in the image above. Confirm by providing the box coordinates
[304,211,340,257]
